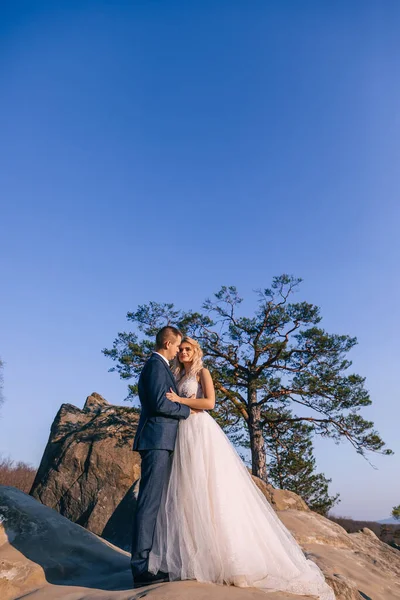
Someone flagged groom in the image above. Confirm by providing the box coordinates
[131,325,191,587]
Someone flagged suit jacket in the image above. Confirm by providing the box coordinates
[133,353,191,451]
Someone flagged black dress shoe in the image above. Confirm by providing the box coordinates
[133,570,170,588]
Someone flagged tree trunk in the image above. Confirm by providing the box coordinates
[248,387,268,482]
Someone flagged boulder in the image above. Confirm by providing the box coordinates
[30,393,141,550]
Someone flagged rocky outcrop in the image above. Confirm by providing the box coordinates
[26,394,400,600]
[251,475,309,512]
[1,486,400,600]
[30,393,141,550]
[30,394,311,550]
[279,509,400,599]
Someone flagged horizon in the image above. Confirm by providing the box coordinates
[1,1,399,521]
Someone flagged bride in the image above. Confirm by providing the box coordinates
[148,336,335,599]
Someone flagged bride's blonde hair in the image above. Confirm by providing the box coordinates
[173,336,204,381]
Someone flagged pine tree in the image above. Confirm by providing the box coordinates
[264,408,340,514]
[392,505,400,520]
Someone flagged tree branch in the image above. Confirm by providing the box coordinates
[214,382,249,421]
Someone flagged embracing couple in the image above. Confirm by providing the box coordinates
[130,326,335,599]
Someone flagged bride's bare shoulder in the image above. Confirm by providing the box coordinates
[197,367,208,381]
[199,367,212,381]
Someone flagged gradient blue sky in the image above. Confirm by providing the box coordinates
[1,1,399,520]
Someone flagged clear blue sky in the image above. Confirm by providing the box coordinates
[1,1,399,520]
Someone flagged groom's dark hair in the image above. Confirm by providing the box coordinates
[155,325,182,349]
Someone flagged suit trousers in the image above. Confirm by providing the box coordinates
[131,449,172,577]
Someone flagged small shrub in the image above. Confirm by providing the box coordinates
[0,455,37,493]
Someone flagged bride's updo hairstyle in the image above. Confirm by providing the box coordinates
[173,336,204,381]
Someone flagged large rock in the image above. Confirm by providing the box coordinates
[2,486,400,600]
[30,393,141,550]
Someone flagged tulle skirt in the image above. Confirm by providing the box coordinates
[149,411,335,599]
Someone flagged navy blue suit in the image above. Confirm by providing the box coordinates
[131,353,190,577]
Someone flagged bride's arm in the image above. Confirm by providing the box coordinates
[166,369,216,410]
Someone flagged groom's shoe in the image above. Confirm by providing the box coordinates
[133,570,169,588]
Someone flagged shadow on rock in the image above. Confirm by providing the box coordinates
[102,481,139,551]
[0,485,133,594]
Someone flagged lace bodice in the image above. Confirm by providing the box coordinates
[177,374,203,399]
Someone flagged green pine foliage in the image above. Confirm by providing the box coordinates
[264,409,340,514]
[392,505,400,520]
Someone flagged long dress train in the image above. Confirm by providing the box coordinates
[149,375,335,599]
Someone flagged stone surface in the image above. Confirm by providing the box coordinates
[2,486,400,600]
[278,509,400,600]
[30,393,141,550]
[0,486,305,600]
[251,476,309,512]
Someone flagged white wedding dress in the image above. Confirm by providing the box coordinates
[149,375,335,599]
